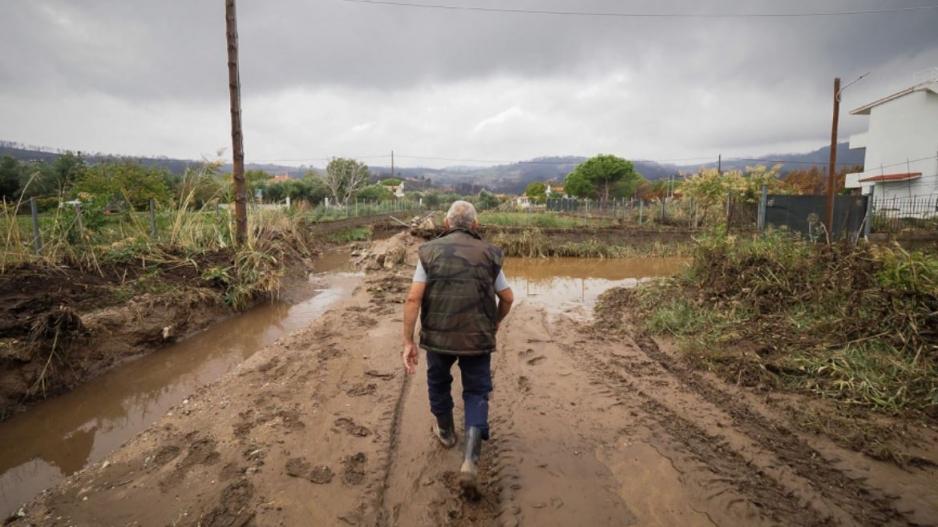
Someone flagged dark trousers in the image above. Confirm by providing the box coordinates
[426,350,492,440]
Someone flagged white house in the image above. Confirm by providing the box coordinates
[845,79,938,200]
[545,183,567,199]
[383,180,406,198]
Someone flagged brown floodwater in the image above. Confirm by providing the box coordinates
[503,256,689,313]
[0,254,360,518]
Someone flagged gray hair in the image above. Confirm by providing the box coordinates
[445,200,478,229]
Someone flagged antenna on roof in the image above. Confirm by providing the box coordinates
[912,67,938,84]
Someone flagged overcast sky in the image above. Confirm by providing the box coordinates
[1,0,937,168]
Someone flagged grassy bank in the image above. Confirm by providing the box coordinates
[488,227,692,257]
[480,211,614,229]
[613,232,937,417]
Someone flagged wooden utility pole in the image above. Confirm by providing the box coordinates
[391,150,395,179]
[825,77,841,235]
[226,0,247,245]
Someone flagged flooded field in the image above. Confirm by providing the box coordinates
[0,255,359,518]
[504,256,688,312]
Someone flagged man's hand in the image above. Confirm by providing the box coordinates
[402,341,419,374]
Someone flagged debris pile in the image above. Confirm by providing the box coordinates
[354,231,422,271]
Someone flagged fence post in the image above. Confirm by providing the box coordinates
[757,184,767,232]
[148,198,157,238]
[74,203,84,239]
[638,200,643,225]
[30,197,42,255]
[863,185,874,239]
[725,192,733,228]
[660,198,666,222]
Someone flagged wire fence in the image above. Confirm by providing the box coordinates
[544,197,689,226]
[870,194,938,233]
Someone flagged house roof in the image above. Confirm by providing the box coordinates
[858,172,922,183]
[850,81,938,115]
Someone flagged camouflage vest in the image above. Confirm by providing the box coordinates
[418,229,504,356]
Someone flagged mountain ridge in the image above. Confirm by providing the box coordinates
[0,140,864,194]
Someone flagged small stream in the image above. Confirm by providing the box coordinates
[0,253,361,518]
[0,253,688,517]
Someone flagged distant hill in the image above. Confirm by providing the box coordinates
[0,140,865,195]
[680,143,865,173]
[0,141,309,178]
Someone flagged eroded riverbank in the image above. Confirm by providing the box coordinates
[0,255,360,519]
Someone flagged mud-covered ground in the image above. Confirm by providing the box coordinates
[0,251,240,420]
[8,234,938,526]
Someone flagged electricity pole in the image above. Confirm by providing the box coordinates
[391,150,395,179]
[825,77,841,235]
[226,0,247,245]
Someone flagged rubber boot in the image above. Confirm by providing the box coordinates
[431,414,457,448]
[459,426,482,499]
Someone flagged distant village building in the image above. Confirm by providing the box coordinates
[272,173,291,182]
[384,180,405,198]
[515,195,532,208]
[545,183,566,198]
[845,78,938,200]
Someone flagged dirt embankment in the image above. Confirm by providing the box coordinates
[8,230,938,526]
[0,253,239,421]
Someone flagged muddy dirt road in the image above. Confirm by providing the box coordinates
[8,255,938,525]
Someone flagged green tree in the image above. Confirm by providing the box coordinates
[245,169,272,197]
[323,158,369,205]
[380,178,402,187]
[564,170,594,199]
[476,190,501,210]
[565,154,639,205]
[422,192,442,208]
[0,156,22,201]
[357,184,393,202]
[74,161,172,209]
[524,182,547,204]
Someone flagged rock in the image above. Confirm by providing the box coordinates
[309,465,334,484]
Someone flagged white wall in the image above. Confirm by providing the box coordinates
[846,88,938,199]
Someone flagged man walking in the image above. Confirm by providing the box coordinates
[402,200,514,496]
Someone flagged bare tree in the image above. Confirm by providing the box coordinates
[323,158,370,205]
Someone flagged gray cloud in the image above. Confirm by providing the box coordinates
[1,0,936,167]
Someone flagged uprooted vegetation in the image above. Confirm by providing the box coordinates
[596,231,938,461]
[0,201,321,419]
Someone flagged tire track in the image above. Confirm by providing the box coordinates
[374,354,413,526]
[566,338,831,526]
[629,330,917,527]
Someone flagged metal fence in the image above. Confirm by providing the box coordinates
[544,197,709,227]
[530,191,938,240]
[761,194,868,240]
[870,194,938,233]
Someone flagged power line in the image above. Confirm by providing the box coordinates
[341,0,938,18]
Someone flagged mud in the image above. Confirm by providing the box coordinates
[0,256,236,420]
[0,264,359,519]
[5,234,938,526]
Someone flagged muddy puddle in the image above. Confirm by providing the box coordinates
[503,256,688,314]
[0,254,360,518]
